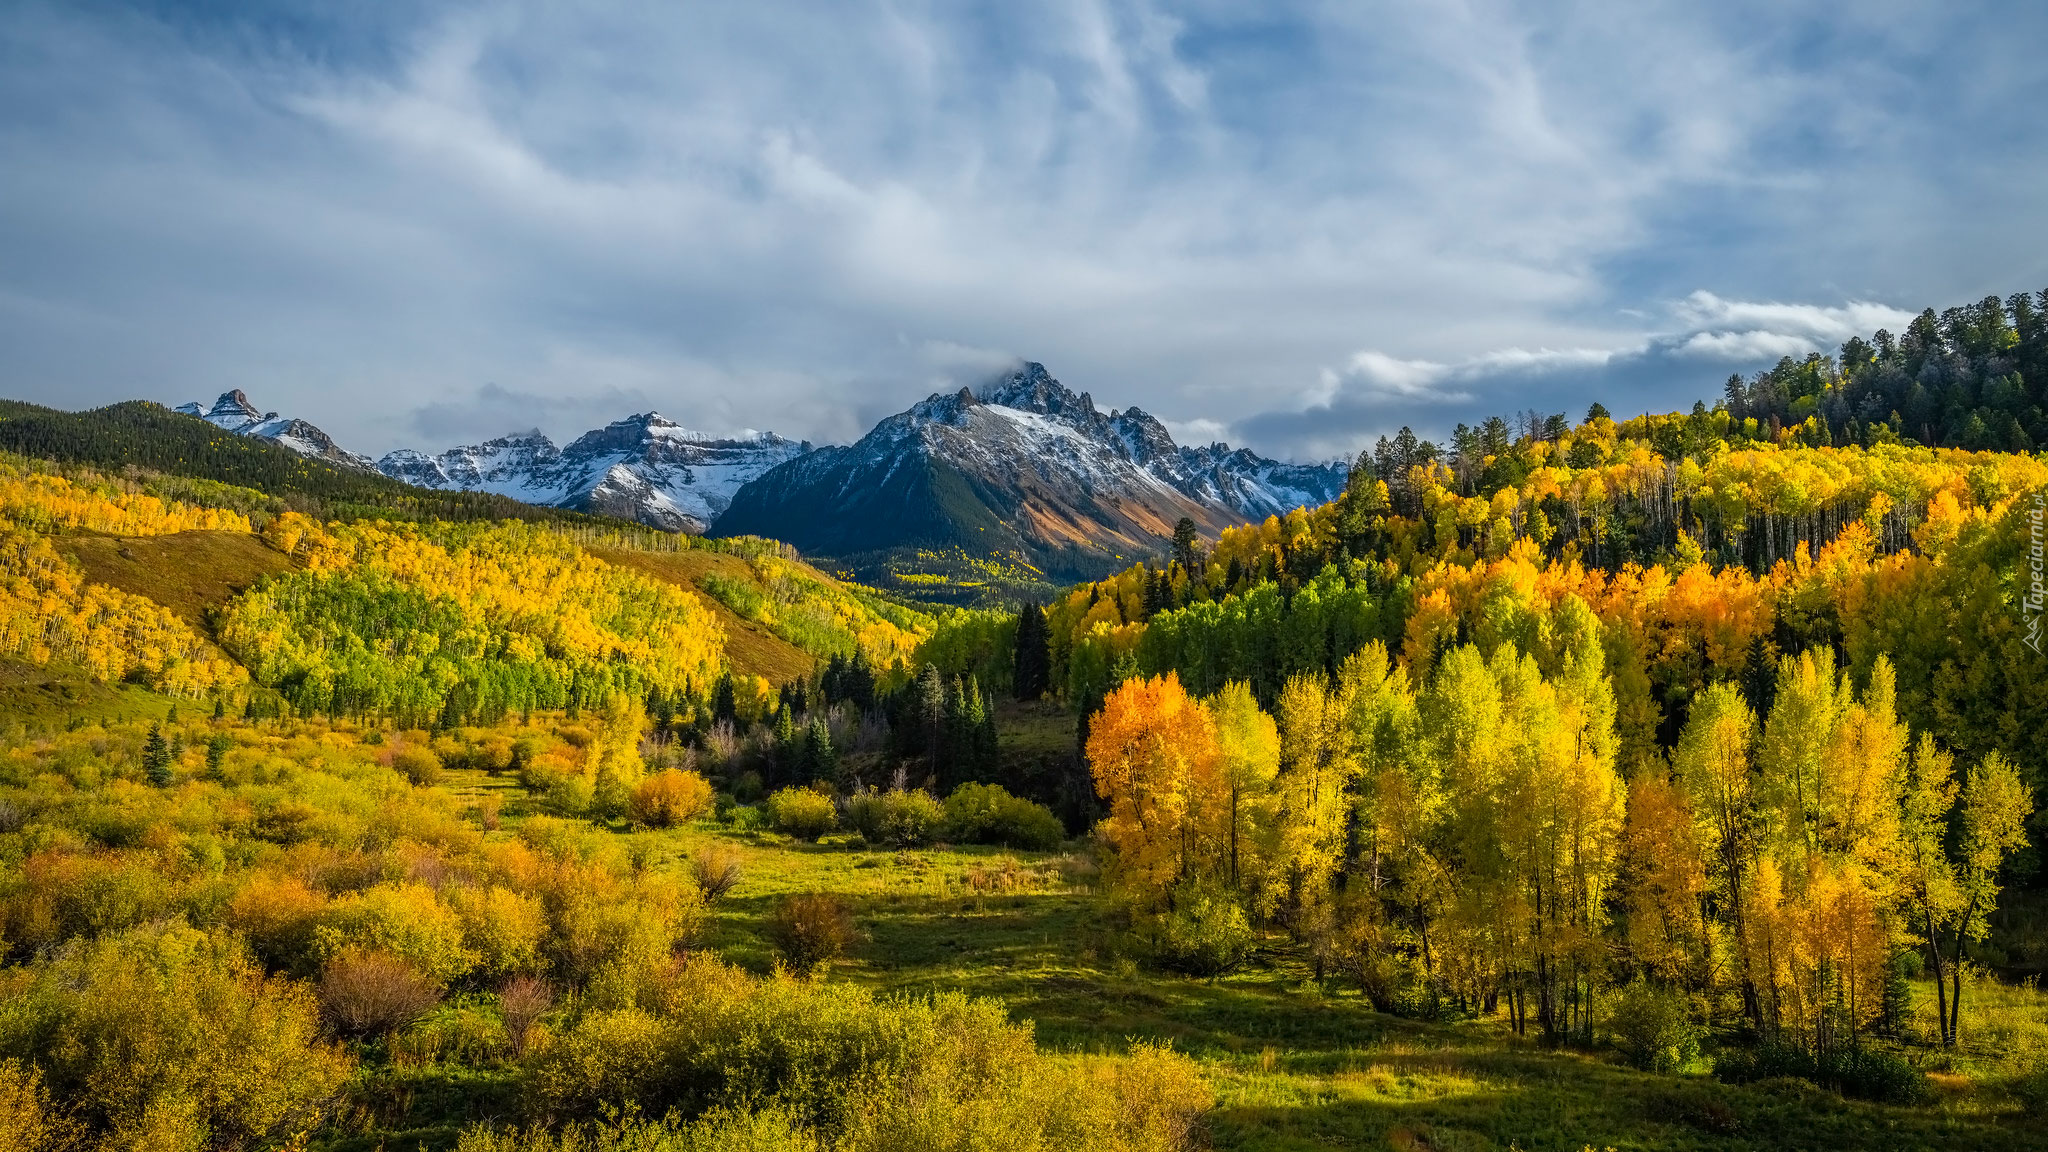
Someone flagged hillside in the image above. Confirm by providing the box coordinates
[588,547,821,684]
[0,398,616,527]
[55,529,298,630]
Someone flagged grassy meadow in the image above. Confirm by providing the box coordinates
[292,735,2046,1152]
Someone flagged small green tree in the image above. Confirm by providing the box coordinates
[141,724,173,787]
[205,734,231,778]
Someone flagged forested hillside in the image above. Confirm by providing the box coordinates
[0,399,611,526]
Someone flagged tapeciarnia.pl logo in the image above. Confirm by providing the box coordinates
[2028,491,2045,655]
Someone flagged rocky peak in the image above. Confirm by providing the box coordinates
[978,362,1095,420]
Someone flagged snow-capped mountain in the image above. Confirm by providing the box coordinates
[379,415,810,532]
[175,391,375,470]
[713,363,1346,578]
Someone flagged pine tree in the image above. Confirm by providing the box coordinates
[141,723,173,787]
[1014,603,1051,701]
[916,664,947,786]
[771,707,799,789]
[806,713,839,787]
[712,672,738,728]
[205,733,231,778]
[1171,517,1202,577]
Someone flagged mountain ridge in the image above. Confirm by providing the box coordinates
[713,362,1346,582]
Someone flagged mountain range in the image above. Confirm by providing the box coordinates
[712,363,1346,577]
[176,363,1346,578]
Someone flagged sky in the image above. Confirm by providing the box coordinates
[2,1,2045,463]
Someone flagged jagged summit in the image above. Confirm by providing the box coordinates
[174,391,375,470]
[714,362,1345,580]
[379,416,809,532]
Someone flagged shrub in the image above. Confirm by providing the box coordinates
[1714,1040,1932,1104]
[765,893,855,974]
[630,768,714,828]
[845,788,943,848]
[0,923,349,1150]
[692,845,744,902]
[942,782,1064,850]
[393,746,444,787]
[521,1008,669,1120]
[320,950,443,1037]
[497,976,555,1059]
[519,953,1214,1150]
[764,788,837,842]
[0,1060,70,1152]
[544,775,594,817]
[314,881,477,984]
[448,886,548,977]
[1146,887,1254,977]
[1607,981,1699,1072]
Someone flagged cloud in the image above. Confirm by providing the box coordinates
[1238,290,1926,459]
[0,1,2042,462]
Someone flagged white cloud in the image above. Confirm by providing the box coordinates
[1670,291,1919,361]
[0,1,2040,460]
[1162,416,1229,444]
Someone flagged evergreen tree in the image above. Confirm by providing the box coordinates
[712,672,738,728]
[916,664,947,786]
[141,723,173,787]
[1171,517,1202,577]
[1014,603,1051,701]
[805,713,839,787]
[1142,567,1169,620]
[205,734,231,778]
[771,707,799,788]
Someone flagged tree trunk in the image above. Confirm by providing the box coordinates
[1947,897,1979,1047]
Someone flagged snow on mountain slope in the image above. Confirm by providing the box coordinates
[175,391,376,471]
[715,363,1346,578]
[379,414,810,532]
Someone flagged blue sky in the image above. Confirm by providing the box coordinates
[2,0,2044,461]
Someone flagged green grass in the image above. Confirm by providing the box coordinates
[523,808,2043,1152]
[0,657,187,730]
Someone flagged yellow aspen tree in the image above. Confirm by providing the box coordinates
[1086,673,1225,904]
[1205,680,1279,895]
[1673,682,1763,1025]
[1940,752,2032,1046]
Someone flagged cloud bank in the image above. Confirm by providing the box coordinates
[1242,293,1922,457]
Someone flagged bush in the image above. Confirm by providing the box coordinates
[0,923,349,1150]
[392,746,444,787]
[1714,1039,1932,1104]
[630,768,714,828]
[764,788,837,842]
[320,950,444,1038]
[692,845,744,902]
[1607,981,1699,1072]
[314,881,477,984]
[498,976,555,1059]
[765,893,855,974]
[0,1060,70,1152]
[845,788,943,848]
[517,953,1214,1150]
[942,782,1065,850]
[1146,887,1255,977]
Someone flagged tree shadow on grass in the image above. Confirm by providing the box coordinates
[1208,1051,2039,1152]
